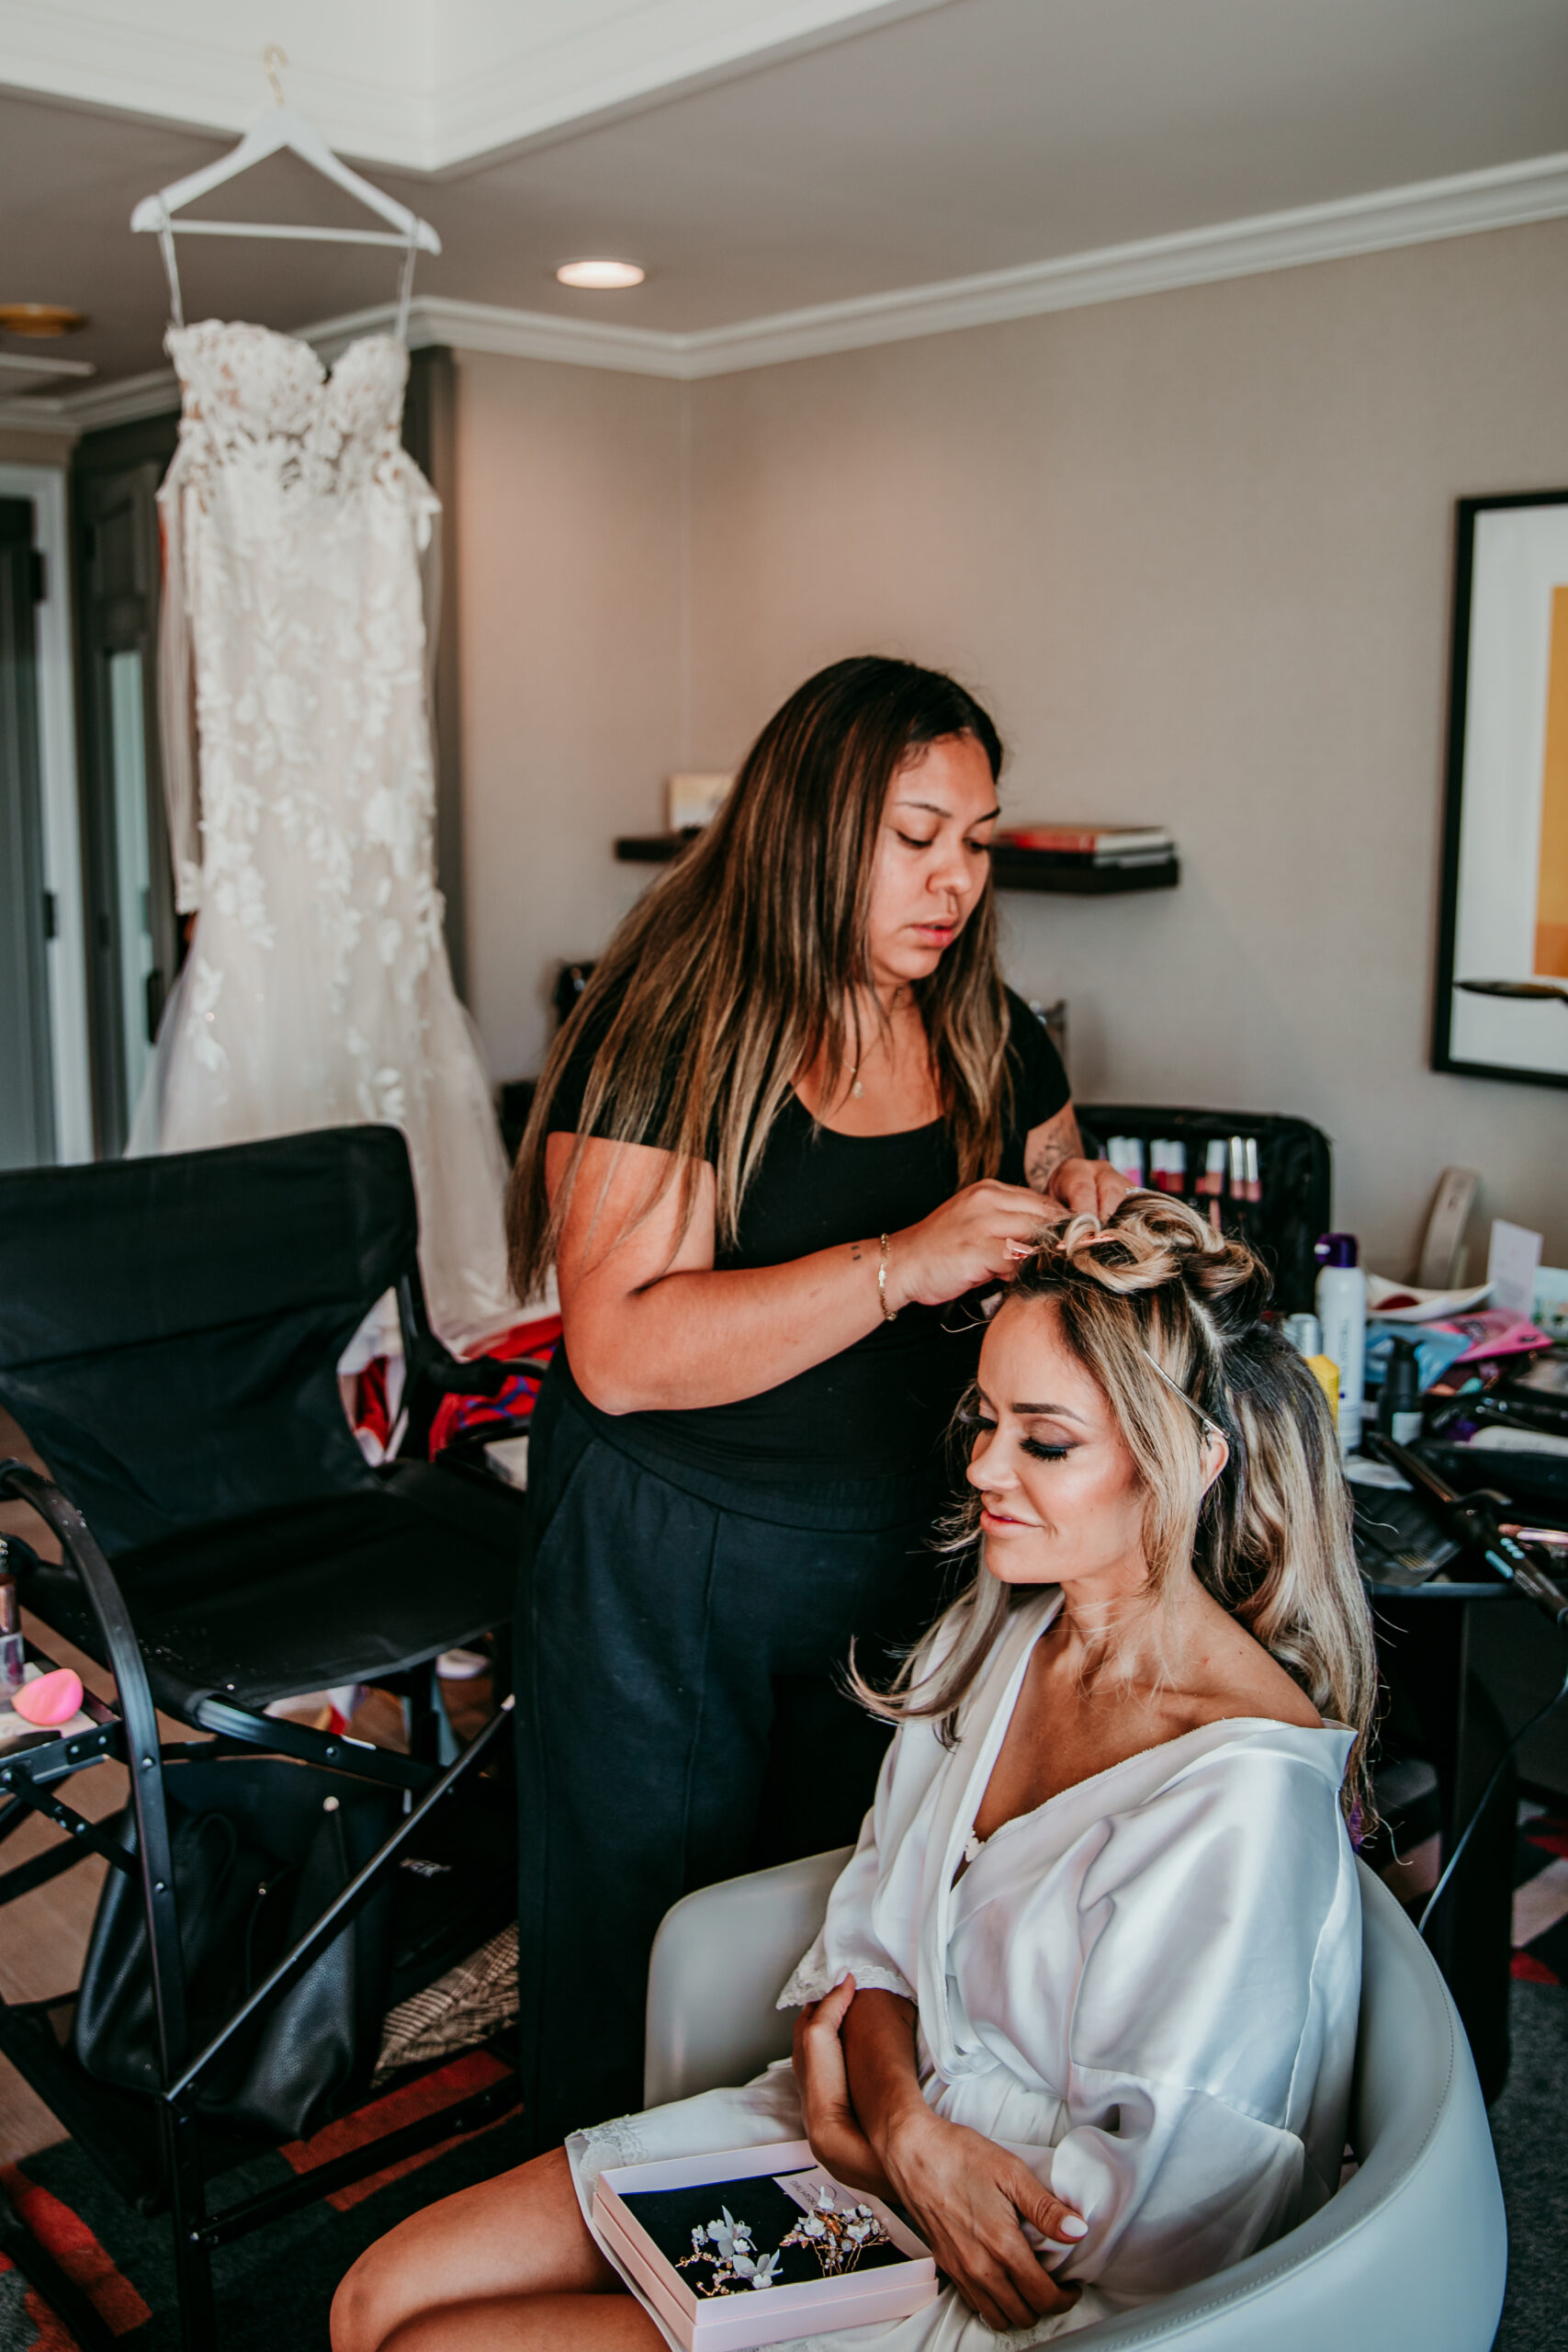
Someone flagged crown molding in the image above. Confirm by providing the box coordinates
[4,149,1565,435]
[0,1,427,161]
[671,148,1568,377]
[0,0,942,173]
[0,362,185,434]
[416,149,1568,379]
[427,0,947,173]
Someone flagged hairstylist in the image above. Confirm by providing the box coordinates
[506,655,1128,2150]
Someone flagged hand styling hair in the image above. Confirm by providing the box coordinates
[854,1194,1378,1822]
[507,655,1009,1299]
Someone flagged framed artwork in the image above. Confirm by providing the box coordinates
[1433,489,1568,1089]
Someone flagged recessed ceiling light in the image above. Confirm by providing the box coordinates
[0,303,87,337]
[555,260,646,290]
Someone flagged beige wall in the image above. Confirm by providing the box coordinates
[454,221,1567,1271]
[685,220,1568,1272]
[453,348,688,1080]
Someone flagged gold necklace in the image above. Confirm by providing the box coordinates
[845,1027,881,1099]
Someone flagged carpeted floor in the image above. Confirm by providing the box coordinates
[1488,1980,1568,2352]
[0,2052,530,2351]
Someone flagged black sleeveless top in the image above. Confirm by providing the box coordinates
[547,988,1069,1482]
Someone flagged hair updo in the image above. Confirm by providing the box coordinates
[857,1194,1377,1822]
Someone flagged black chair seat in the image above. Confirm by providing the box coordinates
[22,1462,523,1714]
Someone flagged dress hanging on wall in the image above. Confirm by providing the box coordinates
[131,319,515,1353]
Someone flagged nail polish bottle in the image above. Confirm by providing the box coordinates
[0,1541,23,1693]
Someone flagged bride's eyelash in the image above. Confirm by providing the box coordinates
[960,1408,1072,1464]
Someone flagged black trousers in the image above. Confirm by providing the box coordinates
[513,1368,950,2152]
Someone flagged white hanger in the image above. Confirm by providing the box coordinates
[130,48,440,340]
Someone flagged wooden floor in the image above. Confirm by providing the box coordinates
[1,1407,140,2161]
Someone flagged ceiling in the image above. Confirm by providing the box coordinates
[3,0,1567,416]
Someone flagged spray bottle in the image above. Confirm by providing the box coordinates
[1314,1235,1367,1457]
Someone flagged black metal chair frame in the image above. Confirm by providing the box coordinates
[0,1473,523,2352]
[0,1133,550,2351]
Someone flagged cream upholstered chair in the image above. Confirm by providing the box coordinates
[644,1849,1506,2352]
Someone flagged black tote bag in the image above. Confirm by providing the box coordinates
[73,1756,397,2142]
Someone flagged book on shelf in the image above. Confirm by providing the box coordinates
[592,2140,938,2350]
[995,824,1173,862]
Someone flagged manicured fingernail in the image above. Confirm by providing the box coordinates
[1058,2216,1089,2239]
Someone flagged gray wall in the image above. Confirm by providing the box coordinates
[456,216,1568,1275]
[686,220,1568,1274]
[455,349,688,1083]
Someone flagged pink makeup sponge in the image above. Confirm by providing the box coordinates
[12,1668,84,1726]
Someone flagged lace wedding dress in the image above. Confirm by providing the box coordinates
[131,321,515,1352]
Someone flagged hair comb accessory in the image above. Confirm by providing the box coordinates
[1141,1351,1221,1443]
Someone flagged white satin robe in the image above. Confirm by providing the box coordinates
[568,1589,1360,2350]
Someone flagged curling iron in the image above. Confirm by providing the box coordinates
[1362,1432,1568,1628]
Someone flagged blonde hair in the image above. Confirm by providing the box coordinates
[507,657,1009,1298]
[857,1194,1377,1824]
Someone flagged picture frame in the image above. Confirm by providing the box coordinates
[1432,489,1568,1091]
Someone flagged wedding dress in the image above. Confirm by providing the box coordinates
[132,320,515,1353]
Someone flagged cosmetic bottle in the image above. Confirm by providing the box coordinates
[1242,1137,1261,1204]
[1304,1354,1340,1420]
[1107,1136,1145,1188]
[1282,1311,1340,1415]
[0,1541,23,1693]
[1379,1336,1425,1446]
[1151,1140,1185,1194]
[1314,1235,1367,1457]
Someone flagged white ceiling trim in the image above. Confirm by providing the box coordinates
[0,0,945,173]
[5,146,1565,433]
[0,0,425,162]
[675,148,1568,377]
[429,0,950,173]
[0,361,192,434]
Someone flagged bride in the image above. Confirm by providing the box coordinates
[333,1196,1376,2348]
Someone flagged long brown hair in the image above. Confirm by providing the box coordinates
[508,656,1009,1297]
[855,1195,1378,1824]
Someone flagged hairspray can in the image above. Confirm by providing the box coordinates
[1314,1235,1367,1457]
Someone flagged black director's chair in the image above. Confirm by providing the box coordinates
[0,1126,536,2351]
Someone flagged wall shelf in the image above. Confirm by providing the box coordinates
[613,835,1180,895]
[988,849,1179,895]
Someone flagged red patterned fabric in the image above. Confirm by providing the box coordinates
[426,1316,561,1458]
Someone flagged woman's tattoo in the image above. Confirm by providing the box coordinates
[1025,1111,1083,1196]
[1025,1138,1069,1191]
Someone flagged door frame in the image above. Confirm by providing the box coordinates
[0,463,91,1163]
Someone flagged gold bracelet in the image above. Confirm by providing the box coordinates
[878,1233,898,1322]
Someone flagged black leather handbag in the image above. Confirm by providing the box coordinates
[73,1756,398,2142]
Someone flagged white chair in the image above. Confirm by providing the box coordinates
[645,1850,1506,2351]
